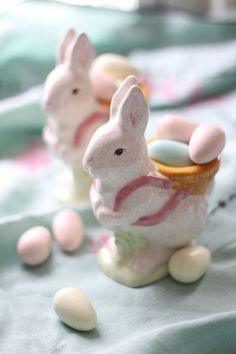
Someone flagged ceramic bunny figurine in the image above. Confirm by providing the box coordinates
[42,28,146,203]
[83,76,217,287]
[42,29,109,202]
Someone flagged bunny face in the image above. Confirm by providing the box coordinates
[42,65,92,117]
[83,76,149,183]
[42,29,95,120]
[83,121,148,181]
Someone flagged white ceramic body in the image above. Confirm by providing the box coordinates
[42,29,109,167]
[90,161,207,275]
[83,76,214,286]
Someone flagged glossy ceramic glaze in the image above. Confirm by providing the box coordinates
[83,76,222,287]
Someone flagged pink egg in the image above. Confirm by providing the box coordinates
[189,124,226,164]
[52,209,84,252]
[89,71,118,101]
[17,226,52,266]
[156,115,198,143]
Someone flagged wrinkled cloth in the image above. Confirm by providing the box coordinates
[2,0,236,101]
[1,4,236,354]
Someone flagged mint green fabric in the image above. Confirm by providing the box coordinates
[1,2,236,354]
[1,90,236,353]
[2,0,236,100]
[2,38,236,136]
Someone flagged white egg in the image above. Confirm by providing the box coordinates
[168,245,210,283]
[17,226,52,266]
[53,287,97,331]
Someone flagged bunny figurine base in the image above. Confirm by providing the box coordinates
[83,76,221,288]
[53,166,92,204]
[97,235,169,287]
[98,239,211,287]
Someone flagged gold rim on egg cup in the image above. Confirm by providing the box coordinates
[148,137,220,196]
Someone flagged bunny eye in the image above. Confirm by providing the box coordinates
[114,148,124,156]
[72,88,79,95]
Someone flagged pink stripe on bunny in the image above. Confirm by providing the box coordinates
[132,188,191,226]
[113,173,172,212]
[73,111,109,147]
[114,172,191,226]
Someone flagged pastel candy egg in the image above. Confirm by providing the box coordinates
[168,245,210,283]
[148,139,195,167]
[189,124,226,164]
[156,115,198,143]
[90,71,118,101]
[91,53,139,81]
[52,209,84,252]
[90,54,139,101]
[17,226,52,266]
[53,287,97,331]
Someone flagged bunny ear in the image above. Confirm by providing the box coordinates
[57,28,76,64]
[117,85,149,135]
[67,32,95,72]
[110,75,138,118]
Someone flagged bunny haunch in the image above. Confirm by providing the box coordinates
[83,75,217,287]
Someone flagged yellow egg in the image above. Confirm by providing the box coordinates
[91,53,139,81]
[168,245,210,283]
[53,288,97,331]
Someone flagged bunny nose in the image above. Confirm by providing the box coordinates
[84,157,93,170]
[87,157,94,166]
[46,100,53,108]
[43,98,54,111]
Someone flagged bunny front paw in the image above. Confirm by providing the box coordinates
[96,207,134,229]
[98,240,169,287]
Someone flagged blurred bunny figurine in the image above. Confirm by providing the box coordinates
[42,28,147,203]
[42,28,109,202]
[83,76,212,287]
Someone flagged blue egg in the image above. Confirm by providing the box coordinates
[147,140,195,167]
